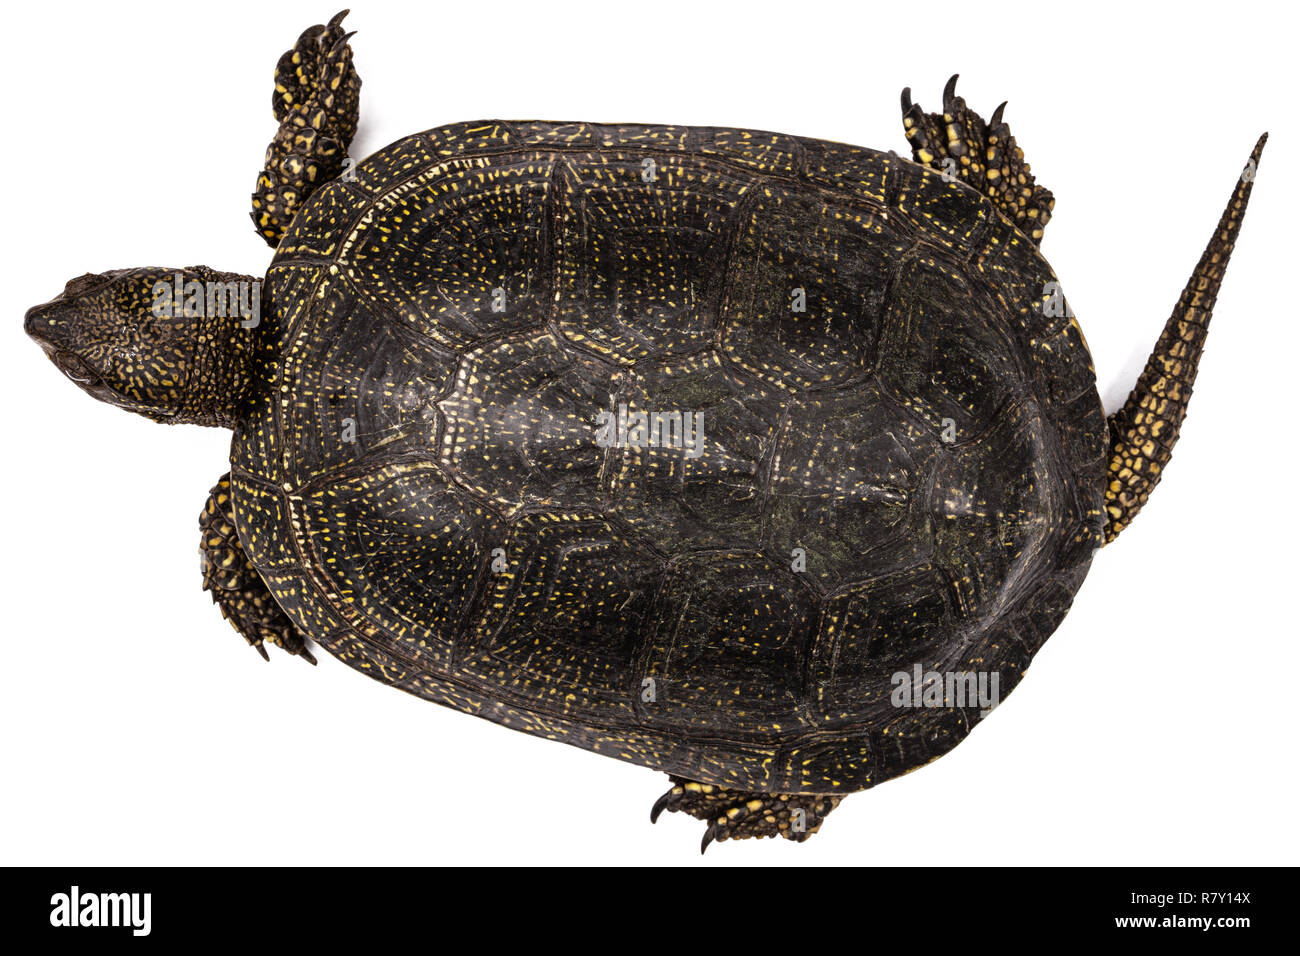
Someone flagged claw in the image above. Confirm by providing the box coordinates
[253,641,270,662]
[328,9,350,29]
[943,73,960,111]
[900,86,913,114]
[299,646,318,666]
[990,100,1007,128]
[331,30,357,54]
[701,823,719,854]
[650,790,673,824]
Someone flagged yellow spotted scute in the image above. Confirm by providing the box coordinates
[809,567,954,712]
[438,331,611,517]
[931,402,1064,607]
[892,160,991,254]
[802,139,890,206]
[277,279,454,487]
[640,551,818,735]
[875,253,1002,436]
[299,464,504,665]
[721,186,904,390]
[975,217,1109,511]
[608,352,784,552]
[462,513,662,713]
[514,121,693,153]
[780,740,875,795]
[767,388,933,591]
[698,128,804,176]
[877,704,970,780]
[275,180,368,259]
[229,473,299,572]
[349,135,440,196]
[425,120,517,158]
[345,159,554,350]
[552,151,749,364]
[231,265,323,484]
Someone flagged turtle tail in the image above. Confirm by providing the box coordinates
[1103,133,1267,543]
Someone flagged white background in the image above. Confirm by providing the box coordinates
[2,0,1295,866]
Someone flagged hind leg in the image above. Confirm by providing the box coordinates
[901,74,1055,243]
[651,775,841,852]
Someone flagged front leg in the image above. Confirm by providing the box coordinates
[250,9,361,246]
[200,474,315,664]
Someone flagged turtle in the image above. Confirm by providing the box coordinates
[24,11,1265,850]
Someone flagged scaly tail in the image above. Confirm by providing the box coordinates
[1104,134,1267,543]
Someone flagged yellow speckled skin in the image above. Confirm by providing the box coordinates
[251,11,360,247]
[1103,135,1266,541]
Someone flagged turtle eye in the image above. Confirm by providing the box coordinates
[63,273,104,298]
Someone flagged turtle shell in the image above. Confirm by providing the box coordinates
[229,120,1108,795]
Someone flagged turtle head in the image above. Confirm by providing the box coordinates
[25,266,261,428]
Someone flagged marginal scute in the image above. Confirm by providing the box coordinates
[424,120,517,158]
[229,473,295,570]
[511,121,604,150]
[976,215,1048,317]
[513,121,693,153]
[976,216,1109,472]
[875,704,970,781]
[801,139,891,206]
[778,738,876,794]
[697,127,805,176]
[275,180,368,259]
[930,402,1059,614]
[350,135,440,196]
[261,565,348,642]
[232,264,324,483]
[891,158,991,254]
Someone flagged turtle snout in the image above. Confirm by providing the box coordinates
[25,273,113,346]
[24,299,65,349]
[24,301,105,388]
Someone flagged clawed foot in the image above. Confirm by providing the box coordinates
[650,775,841,852]
[200,475,316,665]
[900,73,1055,243]
[252,9,362,245]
